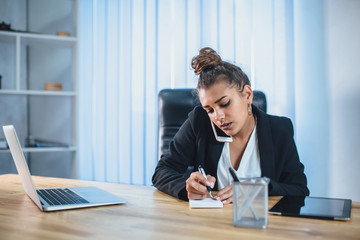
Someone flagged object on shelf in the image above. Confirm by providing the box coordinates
[0,138,8,149]
[0,21,13,31]
[25,136,69,148]
[44,82,62,91]
[0,21,40,34]
[56,31,70,37]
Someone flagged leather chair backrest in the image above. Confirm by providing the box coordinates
[158,88,267,158]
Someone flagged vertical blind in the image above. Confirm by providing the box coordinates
[78,0,296,186]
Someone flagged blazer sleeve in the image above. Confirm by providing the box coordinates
[268,118,310,196]
[152,110,199,201]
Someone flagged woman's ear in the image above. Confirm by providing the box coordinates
[243,85,253,103]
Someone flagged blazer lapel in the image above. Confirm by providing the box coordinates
[253,106,276,180]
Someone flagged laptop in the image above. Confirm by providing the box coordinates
[3,125,126,212]
[269,195,352,221]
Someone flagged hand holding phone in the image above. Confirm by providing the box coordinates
[210,119,233,142]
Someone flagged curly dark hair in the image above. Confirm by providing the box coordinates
[191,47,250,92]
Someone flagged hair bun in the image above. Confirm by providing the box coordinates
[191,47,222,75]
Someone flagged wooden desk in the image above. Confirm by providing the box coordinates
[0,174,359,240]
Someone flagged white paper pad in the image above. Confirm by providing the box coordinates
[189,198,223,208]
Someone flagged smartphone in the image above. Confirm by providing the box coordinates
[210,119,233,142]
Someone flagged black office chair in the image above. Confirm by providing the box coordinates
[158,88,267,158]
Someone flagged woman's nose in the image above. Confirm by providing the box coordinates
[214,109,225,122]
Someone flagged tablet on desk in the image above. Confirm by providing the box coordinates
[269,196,352,221]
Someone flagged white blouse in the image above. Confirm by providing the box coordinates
[216,124,261,189]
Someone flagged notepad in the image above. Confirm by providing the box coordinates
[189,198,223,208]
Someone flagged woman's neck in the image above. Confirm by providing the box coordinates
[232,114,256,143]
[229,114,256,170]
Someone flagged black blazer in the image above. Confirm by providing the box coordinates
[152,105,309,201]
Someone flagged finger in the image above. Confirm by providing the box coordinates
[189,172,208,185]
[195,171,212,187]
[215,184,233,201]
[220,189,233,203]
[206,175,216,189]
[222,196,233,205]
[188,172,207,188]
[186,177,207,194]
[216,184,232,196]
[187,191,207,200]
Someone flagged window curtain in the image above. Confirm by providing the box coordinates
[77,0,298,185]
[77,0,360,201]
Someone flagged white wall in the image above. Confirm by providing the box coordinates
[78,0,360,201]
[77,0,260,185]
[294,0,330,198]
[294,0,360,201]
[326,0,360,201]
[0,0,28,174]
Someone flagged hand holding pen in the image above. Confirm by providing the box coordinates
[185,165,216,200]
[198,165,214,198]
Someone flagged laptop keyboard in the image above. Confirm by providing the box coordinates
[37,188,89,206]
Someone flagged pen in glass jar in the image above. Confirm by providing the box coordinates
[198,165,214,198]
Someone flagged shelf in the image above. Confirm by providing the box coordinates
[0,90,76,96]
[0,0,78,178]
[0,146,77,153]
[0,30,77,47]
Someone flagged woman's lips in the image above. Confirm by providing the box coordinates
[220,122,232,131]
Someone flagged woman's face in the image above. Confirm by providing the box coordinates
[198,79,253,138]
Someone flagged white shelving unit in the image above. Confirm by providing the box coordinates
[0,146,77,153]
[0,90,76,96]
[0,0,78,178]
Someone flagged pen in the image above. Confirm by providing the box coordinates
[228,167,240,182]
[198,165,214,198]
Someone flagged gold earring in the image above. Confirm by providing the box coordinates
[248,104,252,115]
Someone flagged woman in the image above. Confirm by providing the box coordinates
[152,47,309,204]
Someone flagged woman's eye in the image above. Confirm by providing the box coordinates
[207,109,214,114]
[221,100,230,108]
